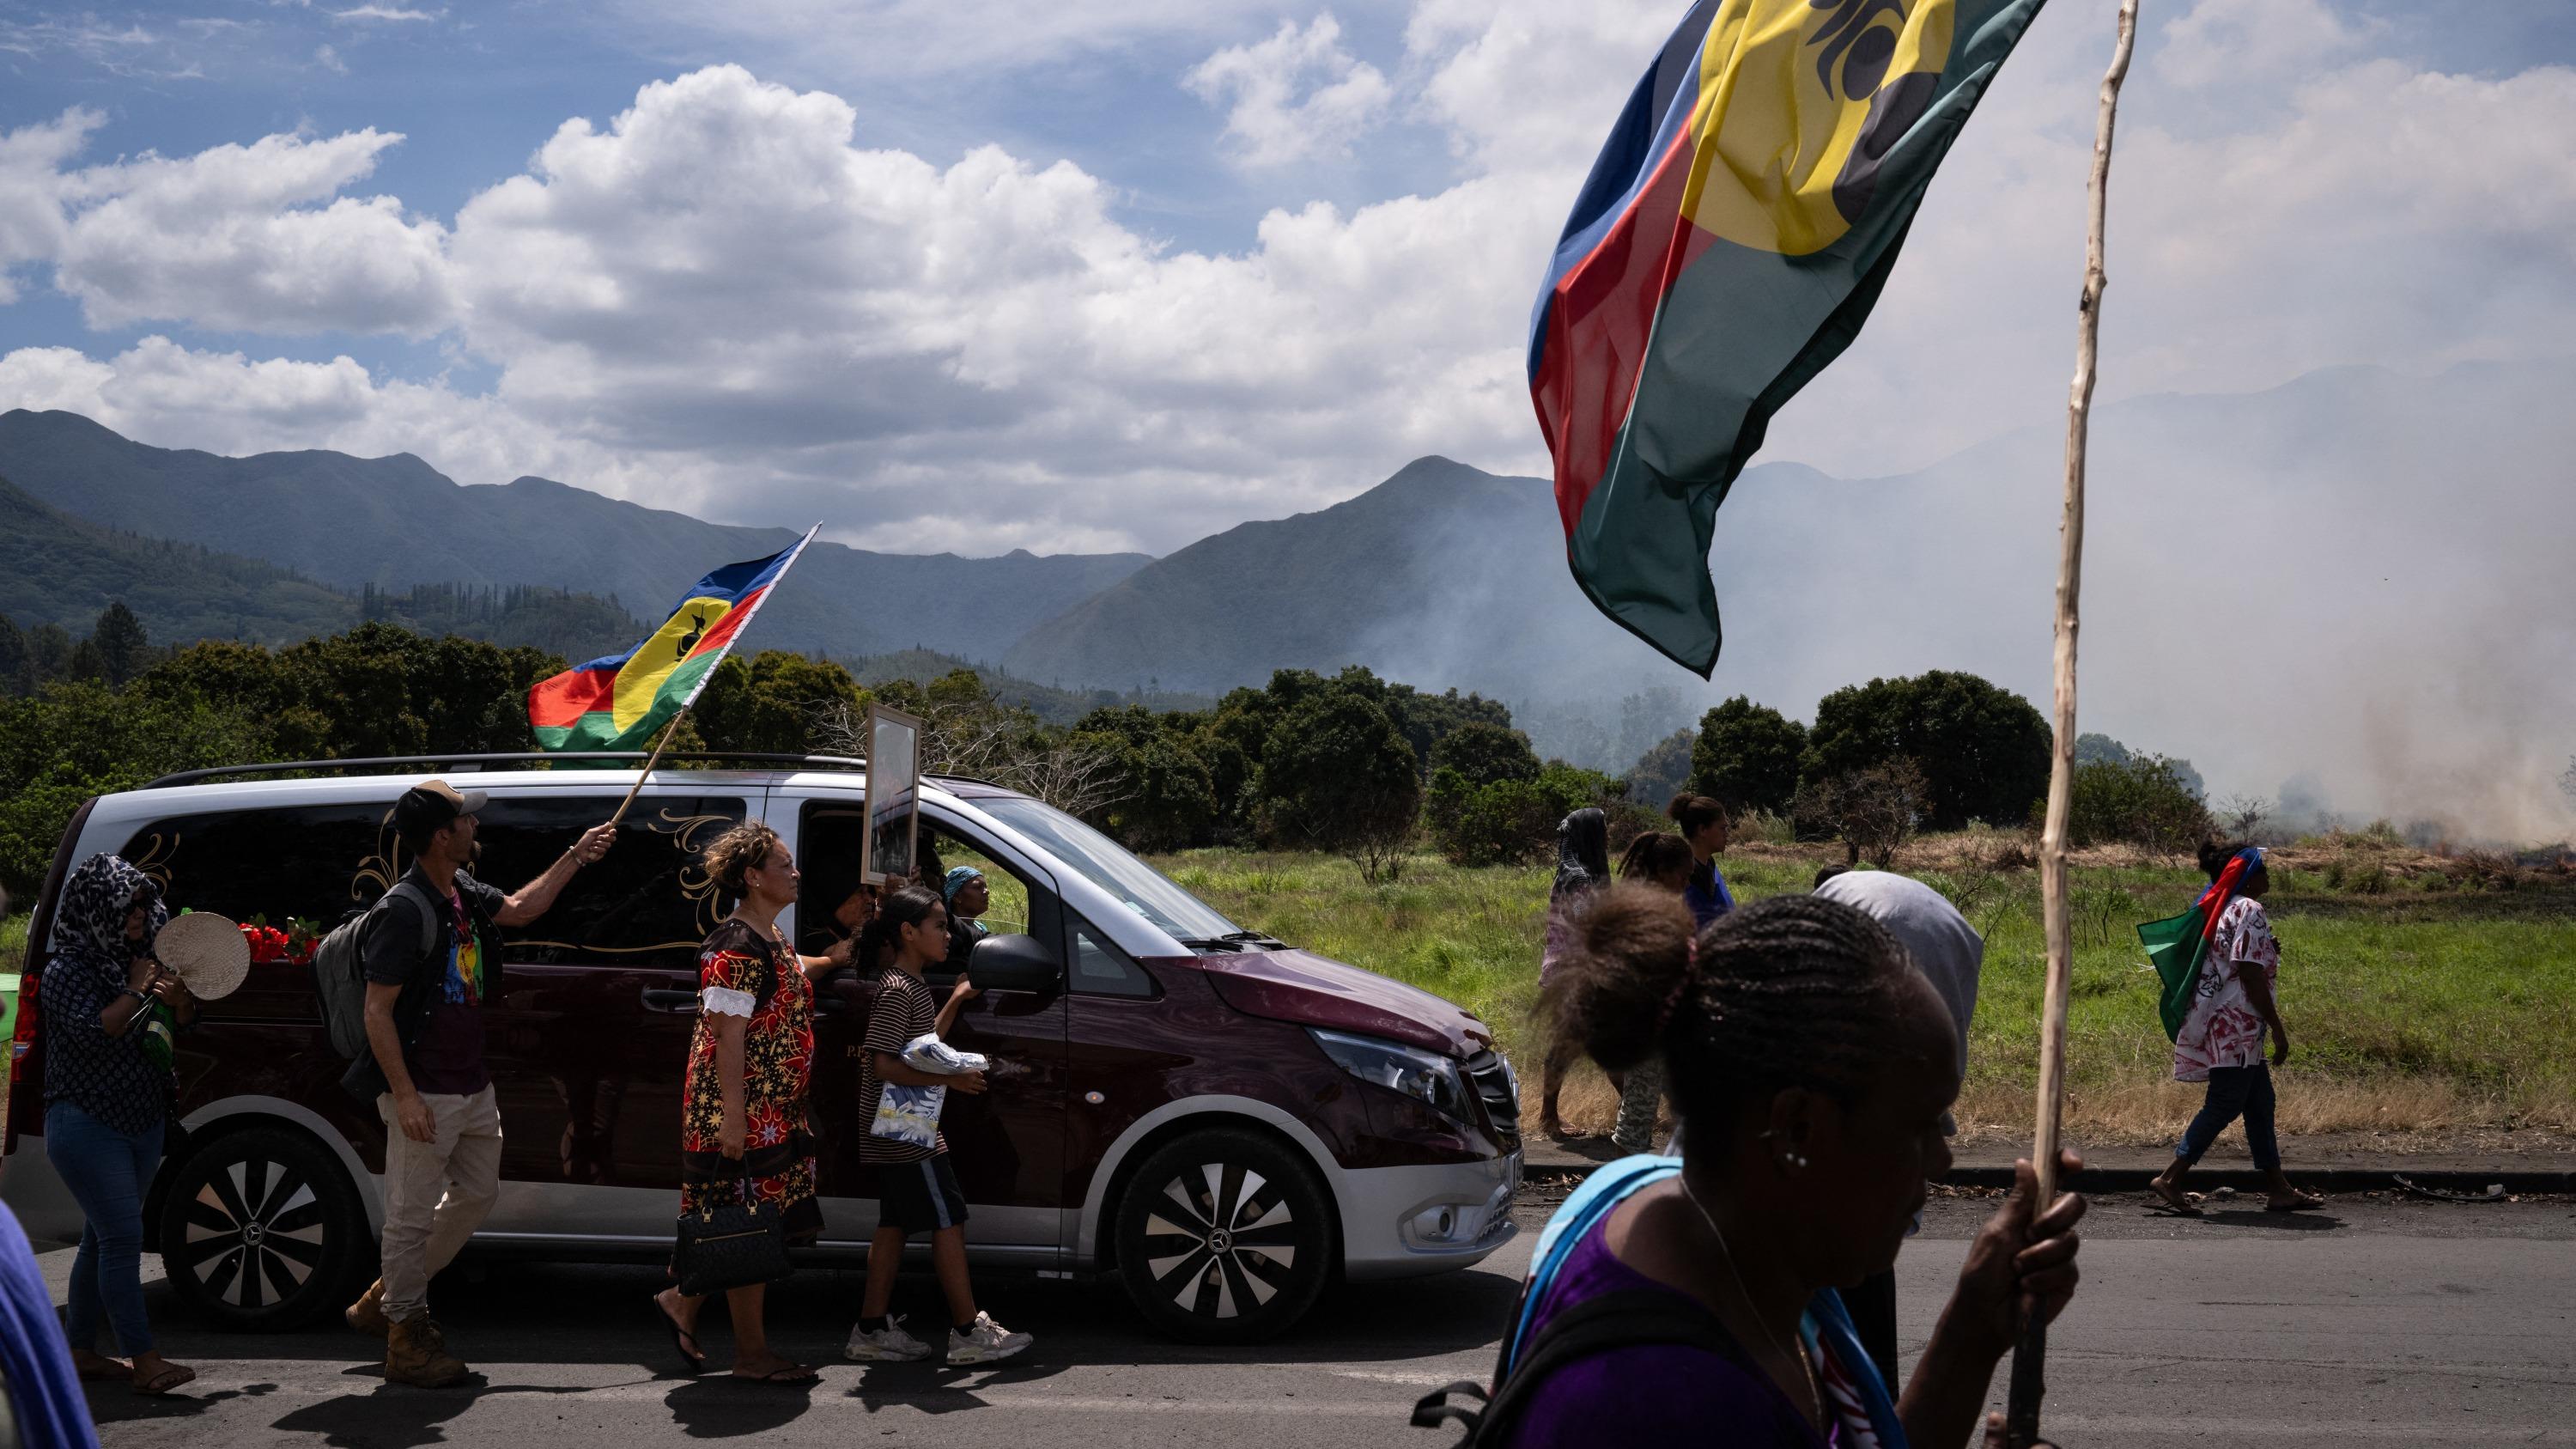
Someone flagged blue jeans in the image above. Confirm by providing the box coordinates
[2175,1064,2280,1172]
[45,1100,162,1356]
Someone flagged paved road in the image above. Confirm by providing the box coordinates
[42,1191,2576,1447]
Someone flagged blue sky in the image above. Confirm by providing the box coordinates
[3,0,2573,558]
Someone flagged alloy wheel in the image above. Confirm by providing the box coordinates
[1139,1161,1301,1320]
[179,1154,329,1311]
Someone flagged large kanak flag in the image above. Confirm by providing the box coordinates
[1531,0,2047,674]
[528,527,818,751]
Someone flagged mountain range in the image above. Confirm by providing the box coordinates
[3,356,2569,831]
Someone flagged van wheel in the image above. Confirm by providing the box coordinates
[1114,1128,1332,1343]
[158,1128,368,1331]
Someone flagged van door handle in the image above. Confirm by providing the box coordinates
[641,987,699,1014]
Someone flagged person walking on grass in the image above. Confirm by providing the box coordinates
[2146,841,2325,1215]
[1537,809,1611,1141]
[844,886,1032,1366]
[343,782,615,1388]
[653,821,852,1385]
[39,855,197,1397]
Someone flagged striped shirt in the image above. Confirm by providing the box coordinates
[854,966,945,1163]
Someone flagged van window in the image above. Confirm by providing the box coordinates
[480,797,747,968]
[1069,915,1158,1000]
[121,795,745,971]
[796,803,1060,983]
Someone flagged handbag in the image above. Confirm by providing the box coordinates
[673,1173,793,1298]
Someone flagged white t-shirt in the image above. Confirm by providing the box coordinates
[2172,896,2279,1081]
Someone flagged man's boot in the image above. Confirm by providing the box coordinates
[346,1279,390,1338]
[386,1312,470,1388]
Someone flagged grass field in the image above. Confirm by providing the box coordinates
[1152,841,2576,1144]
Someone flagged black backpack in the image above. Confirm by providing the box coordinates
[1411,1287,1747,1446]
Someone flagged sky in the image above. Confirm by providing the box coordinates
[2,0,2573,828]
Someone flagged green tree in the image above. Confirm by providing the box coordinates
[693,649,869,757]
[2068,755,2210,856]
[1625,728,1695,811]
[1255,691,1420,880]
[1689,696,1807,815]
[92,602,149,685]
[1384,685,1515,777]
[1080,727,1219,850]
[0,612,31,696]
[1429,721,1540,788]
[1426,760,1625,867]
[1803,671,2050,831]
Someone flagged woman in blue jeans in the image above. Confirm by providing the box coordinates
[41,854,198,1396]
[2148,841,2324,1215]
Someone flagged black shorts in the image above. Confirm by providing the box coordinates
[873,1154,969,1234]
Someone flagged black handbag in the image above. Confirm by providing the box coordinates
[673,1174,793,1297]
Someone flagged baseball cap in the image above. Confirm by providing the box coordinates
[395,779,490,841]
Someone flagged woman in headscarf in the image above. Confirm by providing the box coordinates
[942,867,992,970]
[1536,809,1610,1141]
[2147,841,2324,1215]
[40,854,197,1396]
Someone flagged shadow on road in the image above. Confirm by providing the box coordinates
[2196,1209,2347,1232]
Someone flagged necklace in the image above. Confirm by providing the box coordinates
[1678,1175,1826,1431]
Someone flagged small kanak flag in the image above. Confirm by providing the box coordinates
[528,527,818,751]
[1530,0,2045,675]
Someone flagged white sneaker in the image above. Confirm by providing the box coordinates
[845,1315,933,1362]
[945,1312,1031,1365]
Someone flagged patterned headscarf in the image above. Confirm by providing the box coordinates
[942,866,986,907]
[50,853,165,974]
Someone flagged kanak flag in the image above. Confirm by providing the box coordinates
[528,527,817,751]
[1530,0,2044,675]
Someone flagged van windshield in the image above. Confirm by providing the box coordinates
[976,797,1246,946]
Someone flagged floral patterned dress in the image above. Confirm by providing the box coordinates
[2171,896,2281,1082]
[678,918,821,1241]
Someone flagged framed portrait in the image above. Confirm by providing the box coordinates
[860,704,924,887]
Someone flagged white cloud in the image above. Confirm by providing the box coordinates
[1184,14,1393,167]
[315,42,348,73]
[2154,0,2377,90]
[0,109,105,304]
[594,0,1310,78]
[41,126,457,335]
[329,4,441,21]
[0,3,2570,566]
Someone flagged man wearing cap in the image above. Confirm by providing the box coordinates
[343,781,614,1387]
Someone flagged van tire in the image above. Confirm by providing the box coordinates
[157,1127,368,1331]
[1112,1128,1332,1343]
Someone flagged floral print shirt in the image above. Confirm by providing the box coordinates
[2172,897,2279,1082]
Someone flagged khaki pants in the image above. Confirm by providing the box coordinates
[375,1087,502,1322]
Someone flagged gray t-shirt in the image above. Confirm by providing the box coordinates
[1815,871,1983,1130]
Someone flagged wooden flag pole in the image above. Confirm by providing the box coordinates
[604,708,690,831]
[2008,2,2136,1444]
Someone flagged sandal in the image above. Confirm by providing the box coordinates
[2145,1181,2202,1216]
[133,1364,197,1397]
[2267,1192,2327,1212]
[735,1362,819,1385]
[653,1294,707,1371]
[73,1354,131,1383]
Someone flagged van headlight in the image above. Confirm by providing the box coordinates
[1308,1027,1473,1123]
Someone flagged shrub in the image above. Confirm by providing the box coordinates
[1431,721,1541,788]
[2066,755,2210,855]
[1792,758,1929,868]
[1254,691,1421,880]
[1426,761,1625,868]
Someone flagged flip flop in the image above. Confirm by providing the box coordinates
[133,1365,197,1397]
[653,1294,707,1371]
[735,1363,819,1386]
[2266,1196,2327,1212]
[74,1355,131,1382]
[2144,1184,2202,1217]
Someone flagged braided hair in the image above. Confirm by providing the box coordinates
[1546,886,1918,1135]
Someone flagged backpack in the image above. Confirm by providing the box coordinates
[311,881,439,1060]
[1411,1154,1907,1448]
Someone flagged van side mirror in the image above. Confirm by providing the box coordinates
[968,934,1062,995]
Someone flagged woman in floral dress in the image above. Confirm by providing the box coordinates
[652,820,848,1383]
